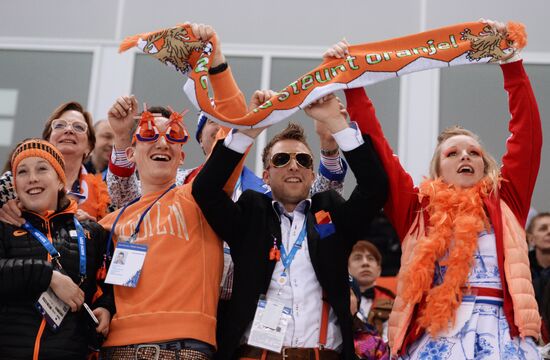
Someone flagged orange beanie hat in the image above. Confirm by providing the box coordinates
[11,139,66,186]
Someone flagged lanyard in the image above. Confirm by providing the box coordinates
[22,217,87,283]
[279,221,307,271]
[107,183,176,249]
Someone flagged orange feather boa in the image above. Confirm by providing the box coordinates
[401,178,493,336]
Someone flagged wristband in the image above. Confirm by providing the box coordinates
[208,62,229,75]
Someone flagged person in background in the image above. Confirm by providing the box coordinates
[528,212,550,342]
[84,119,114,180]
[348,240,395,341]
[349,276,390,360]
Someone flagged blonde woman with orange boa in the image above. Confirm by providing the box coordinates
[329,19,542,359]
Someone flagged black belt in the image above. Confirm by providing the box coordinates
[101,339,214,360]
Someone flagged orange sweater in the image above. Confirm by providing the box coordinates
[99,65,247,347]
[101,184,223,346]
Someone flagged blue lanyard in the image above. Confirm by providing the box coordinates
[279,221,308,271]
[105,196,140,259]
[73,218,87,280]
[106,183,176,254]
[22,217,87,282]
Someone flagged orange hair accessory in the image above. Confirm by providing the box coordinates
[506,21,527,50]
[133,106,190,145]
[167,107,190,144]
[11,139,66,186]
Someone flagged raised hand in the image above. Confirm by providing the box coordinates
[304,94,348,134]
[248,89,277,112]
[185,22,225,67]
[479,18,522,63]
[323,38,351,59]
[107,95,138,150]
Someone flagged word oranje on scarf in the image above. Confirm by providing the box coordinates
[120,21,526,129]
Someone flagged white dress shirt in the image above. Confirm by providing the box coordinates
[242,200,342,349]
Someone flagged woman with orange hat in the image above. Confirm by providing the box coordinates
[0,139,113,359]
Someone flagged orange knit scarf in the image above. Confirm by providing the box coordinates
[401,178,493,336]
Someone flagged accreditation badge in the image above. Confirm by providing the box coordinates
[35,287,70,331]
[247,295,292,353]
[105,241,148,287]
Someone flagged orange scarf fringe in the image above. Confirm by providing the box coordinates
[401,178,493,336]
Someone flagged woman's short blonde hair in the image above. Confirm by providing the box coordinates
[429,126,500,193]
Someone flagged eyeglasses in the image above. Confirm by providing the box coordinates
[133,108,189,144]
[270,152,313,169]
[51,119,88,134]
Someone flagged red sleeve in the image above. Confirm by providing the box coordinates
[344,87,419,241]
[498,60,542,226]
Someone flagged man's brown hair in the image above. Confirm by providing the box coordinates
[261,123,313,169]
[350,240,383,266]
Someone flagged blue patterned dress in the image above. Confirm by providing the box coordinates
[401,230,541,360]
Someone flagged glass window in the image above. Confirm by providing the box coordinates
[0,50,93,168]
[439,63,549,210]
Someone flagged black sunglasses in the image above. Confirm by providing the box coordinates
[270,152,313,169]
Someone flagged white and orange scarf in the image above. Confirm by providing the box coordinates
[119,21,526,129]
